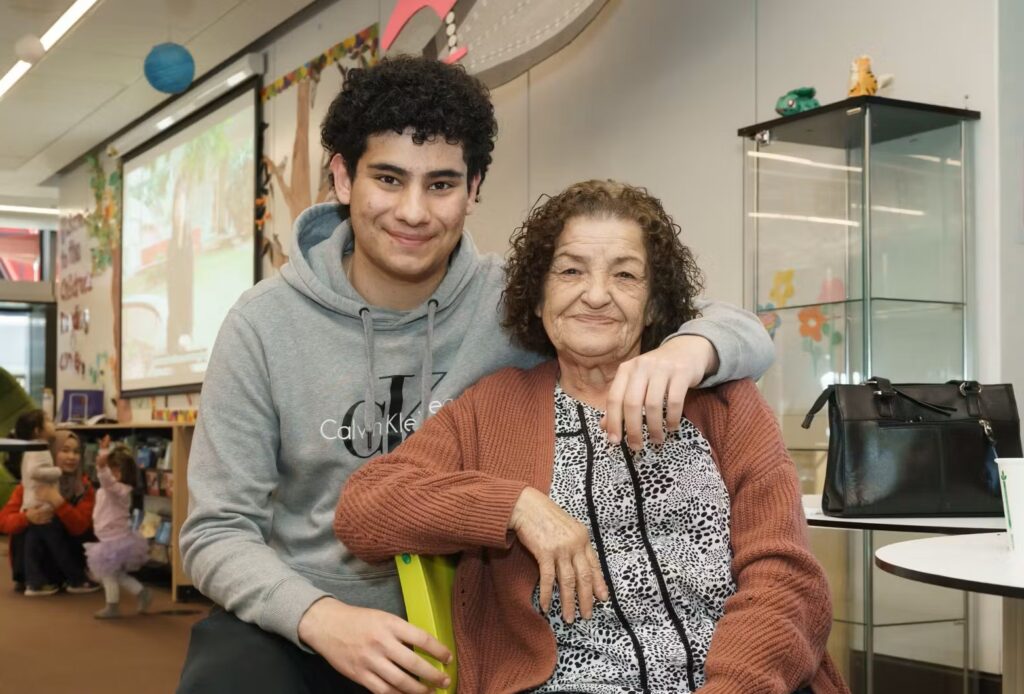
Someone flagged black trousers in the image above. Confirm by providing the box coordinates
[21,521,88,587]
[176,608,817,694]
[177,607,369,694]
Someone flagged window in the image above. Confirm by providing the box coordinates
[0,228,42,281]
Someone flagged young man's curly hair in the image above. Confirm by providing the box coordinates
[502,180,704,357]
[321,55,497,195]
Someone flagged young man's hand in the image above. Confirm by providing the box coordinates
[298,597,451,693]
[602,334,719,450]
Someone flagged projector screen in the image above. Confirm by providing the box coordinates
[120,85,258,396]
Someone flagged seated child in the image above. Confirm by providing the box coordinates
[15,410,60,512]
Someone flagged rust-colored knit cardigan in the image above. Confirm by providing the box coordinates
[335,361,848,694]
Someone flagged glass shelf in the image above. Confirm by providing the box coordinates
[743,98,979,694]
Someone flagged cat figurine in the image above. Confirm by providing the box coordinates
[848,55,894,96]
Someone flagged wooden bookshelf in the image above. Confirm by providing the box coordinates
[58,422,194,601]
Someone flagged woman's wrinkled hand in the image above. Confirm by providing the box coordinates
[509,487,609,623]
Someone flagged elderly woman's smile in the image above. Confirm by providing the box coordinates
[538,215,650,367]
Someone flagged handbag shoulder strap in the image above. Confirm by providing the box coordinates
[801,386,834,429]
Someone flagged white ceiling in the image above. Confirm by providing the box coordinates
[0,0,317,206]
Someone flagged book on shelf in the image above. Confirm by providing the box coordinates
[154,519,173,546]
[145,470,161,496]
[159,471,174,498]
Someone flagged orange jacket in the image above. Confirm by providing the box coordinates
[0,476,95,536]
[336,362,847,694]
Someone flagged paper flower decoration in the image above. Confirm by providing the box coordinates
[769,269,795,308]
[817,277,846,303]
[798,306,827,342]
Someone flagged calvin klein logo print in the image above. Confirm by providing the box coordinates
[319,371,450,457]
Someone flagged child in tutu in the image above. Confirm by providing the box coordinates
[85,446,152,619]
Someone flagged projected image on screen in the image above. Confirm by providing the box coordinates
[120,89,256,395]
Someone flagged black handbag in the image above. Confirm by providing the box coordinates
[802,377,1022,517]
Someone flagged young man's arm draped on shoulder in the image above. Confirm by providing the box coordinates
[179,309,329,649]
[603,298,775,449]
[683,299,774,386]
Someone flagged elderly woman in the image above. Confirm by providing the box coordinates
[335,181,846,694]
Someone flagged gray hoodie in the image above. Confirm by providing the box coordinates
[180,203,774,648]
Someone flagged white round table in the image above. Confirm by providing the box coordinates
[803,494,1006,693]
[876,533,1024,693]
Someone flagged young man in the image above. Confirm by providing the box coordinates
[177,56,774,694]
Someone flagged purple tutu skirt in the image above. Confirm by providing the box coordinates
[85,533,149,578]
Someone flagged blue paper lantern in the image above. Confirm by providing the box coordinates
[144,42,195,94]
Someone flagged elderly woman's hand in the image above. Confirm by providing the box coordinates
[602,334,719,449]
[509,487,609,624]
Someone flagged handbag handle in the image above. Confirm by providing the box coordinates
[866,377,957,418]
[801,377,956,430]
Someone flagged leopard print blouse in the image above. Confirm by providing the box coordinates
[530,385,737,694]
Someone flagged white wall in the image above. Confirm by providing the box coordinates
[999,0,1024,402]
[473,0,757,302]
[992,0,1024,677]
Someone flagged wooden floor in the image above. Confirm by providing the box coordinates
[0,536,207,694]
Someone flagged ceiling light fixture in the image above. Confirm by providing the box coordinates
[40,0,100,50]
[0,0,100,101]
[0,61,32,100]
[0,204,60,216]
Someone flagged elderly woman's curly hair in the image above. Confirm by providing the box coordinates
[502,180,704,357]
[321,55,497,195]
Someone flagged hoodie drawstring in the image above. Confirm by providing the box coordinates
[359,308,376,450]
[359,301,438,455]
[421,300,438,424]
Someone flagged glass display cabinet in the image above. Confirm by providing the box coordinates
[739,96,981,694]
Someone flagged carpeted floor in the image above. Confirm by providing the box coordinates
[0,535,207,694]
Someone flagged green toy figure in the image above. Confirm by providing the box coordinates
[775,86,820,116]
